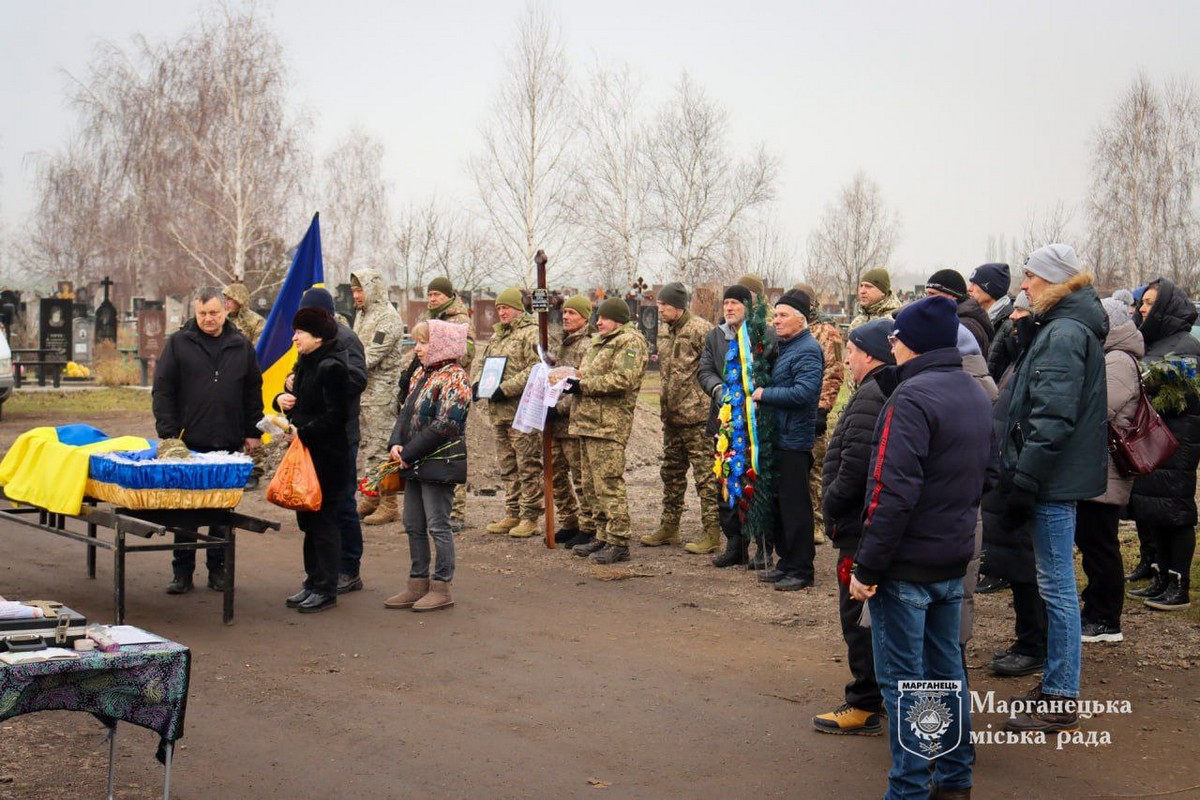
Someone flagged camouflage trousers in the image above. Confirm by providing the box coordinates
[660,422,720,535]
[452,483,466,521]
[552,436,594,533]
[579,436,630,546]
[493,423,544,520]
[808,431,828,531]
[358,403,395,479]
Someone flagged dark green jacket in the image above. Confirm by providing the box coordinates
[1002,276,1108,501]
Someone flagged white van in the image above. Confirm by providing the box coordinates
[0,328,14,417]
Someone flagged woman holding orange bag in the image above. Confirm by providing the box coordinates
[274,307,352,613]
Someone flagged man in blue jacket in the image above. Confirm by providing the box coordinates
[850,296,993,800]
[752,289,823,590]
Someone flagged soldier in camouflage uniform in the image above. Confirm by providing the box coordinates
[422,277,475,530]
[847,268,902,331]
[795,282,845,545]
[351,269,406,524]
[638,282,721,553]
[223,282,266,345]
[549,295,596,548]
[569,298,649,564]
[475,288,544,538]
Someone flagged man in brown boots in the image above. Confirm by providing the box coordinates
[640,282,722,554]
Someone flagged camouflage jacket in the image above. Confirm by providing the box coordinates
[350,269,405,408]
[422,295,475,372]
[569,323,649,444]
[809,317,845,411]
[848,292,903,332]
[477,313,540,426]
[230,308,265,346]
[659,310,713,428]
[551,324,595,438]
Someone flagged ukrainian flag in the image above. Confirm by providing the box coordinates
[256,213,324,413]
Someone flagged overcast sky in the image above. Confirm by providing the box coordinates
[2,0,1198,288]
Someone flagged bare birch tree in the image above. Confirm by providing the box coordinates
[1018,201,1076,264]
[470,4,577,288]
[1089,74,1200,291]
[573,63,652,290]
[646,73,778,284]
[721,212,798,290]
[805,171,901,310]
[321,127,392,285]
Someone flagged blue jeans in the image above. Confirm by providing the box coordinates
[870,578,972,800]
[403,480,456,582]
[338,445,363,575]
[1031,501,1081,697]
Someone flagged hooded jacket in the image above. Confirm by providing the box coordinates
[350,269,405,408]
[1091,320,1143,506]
[822,367,887,551]
[1001,274,1108,501]
[152,318,263,452]
[853,348,995,585]
[1129,278,1200,527]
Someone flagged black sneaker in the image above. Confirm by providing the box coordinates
[976,575,1011,594]
[165,575,194,595]
[298,593,337,614]
[1080,620,1124,643]
[336,573,364,594]
[207,572,227,591]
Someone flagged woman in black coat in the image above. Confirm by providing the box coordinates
[274,307,352,613]
[1127,278,1200,611]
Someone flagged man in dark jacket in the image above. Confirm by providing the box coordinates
[926,268,993,354]
[968,262,1013,338]
[699,284,776,568]
[753,289,823,590]
[813,318,894,736]
[153,287,263,594]
[294,288,368,594]
[850,296,991,800]
[1000,243,1107,734]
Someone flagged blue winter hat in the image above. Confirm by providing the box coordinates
[956,324,981,356]
[299,287,336,315]
[848,318,896,365]
[892,296,959,354]
[969,262,1011,302]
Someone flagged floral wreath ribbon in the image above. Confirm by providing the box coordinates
[712,322,761,509]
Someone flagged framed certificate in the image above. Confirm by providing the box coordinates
[477,356,508,399]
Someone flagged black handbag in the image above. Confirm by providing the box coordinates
[398,438,467,485]
[1107,356,1179,477]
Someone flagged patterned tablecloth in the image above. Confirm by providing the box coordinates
[0,642,190,761]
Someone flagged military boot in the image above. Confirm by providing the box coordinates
[712,534,748,568]
[593,544,631,564]
[486,516,520,535]
[507,519,540,538]
[357,494,380,519]
[573,538,606,557]
[362,492,399,525]
[639,525,681,547]
[684,527,722,555]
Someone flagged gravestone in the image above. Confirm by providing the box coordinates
[334,283,355,320]
[138,303,167,360]
[72,317,92,364]
[473,299,497,340]
[94,276,118,344]
[636,304,659,355]
[39,298,73,360]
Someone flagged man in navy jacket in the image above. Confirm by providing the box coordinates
[849,296,993,800]
[752,289,823,590]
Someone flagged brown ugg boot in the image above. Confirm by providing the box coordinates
[384,577,430,609]
[357,494,380,518]
[412,580,454,612]
[362,492,399,525]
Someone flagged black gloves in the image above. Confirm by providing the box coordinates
[563,377,580,395]
[816,408,829,437]
[1003,486,1037,529]
[490,386,506,402]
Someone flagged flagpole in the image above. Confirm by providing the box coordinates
[535,250,556,549]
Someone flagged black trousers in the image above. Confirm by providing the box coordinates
[773,449,815,581]
[297,488,345,596]
[1137,519,1197,579]
[172,525,229,577]
[837,548,881,711]
[1011,580,1047,658]
[1075,500,1125,625]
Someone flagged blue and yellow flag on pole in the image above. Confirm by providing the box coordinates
[256,212,324,413]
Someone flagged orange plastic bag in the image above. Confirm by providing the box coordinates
[266,437,322,512]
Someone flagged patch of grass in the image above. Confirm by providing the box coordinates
[5,388,152,416]
[639,370,661,409]
[1115,525,1200,624]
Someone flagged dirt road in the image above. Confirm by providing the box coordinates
[1,408,1198,799]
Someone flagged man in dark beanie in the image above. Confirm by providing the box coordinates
[295,288,368,593]
[569,297,649,564]
[642,283,722,554]
[753,289,823,591]
[968,262,1013,335]
[926,268,992,354]
[701,282,777,568]
[814,317,894,736]
[849,296,993,797]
